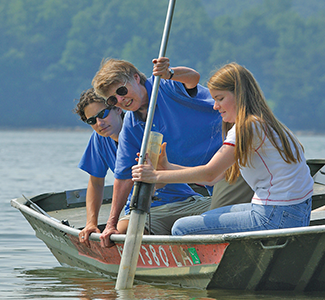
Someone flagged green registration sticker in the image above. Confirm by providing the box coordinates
[188,247,201,264]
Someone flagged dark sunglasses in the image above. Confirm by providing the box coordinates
[106,83,128,106]
[85,108,110,125]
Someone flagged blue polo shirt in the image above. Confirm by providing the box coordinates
[78,131,117,178]
[115,76,223,209]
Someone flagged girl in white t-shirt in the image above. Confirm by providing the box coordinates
[132,63,313,235]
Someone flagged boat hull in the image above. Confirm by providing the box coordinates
[19,208,228,288]
[13,194,325,291]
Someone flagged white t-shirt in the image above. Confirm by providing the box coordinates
[224,123,313,206]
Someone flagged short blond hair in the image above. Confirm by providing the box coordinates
[92,58,147,98]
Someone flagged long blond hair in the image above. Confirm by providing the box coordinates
[208,63,304,183]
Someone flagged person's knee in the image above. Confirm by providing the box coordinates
[171,217,190,236]
[171,219,183,235]
[117,218,150,234]
[117,219,129,234]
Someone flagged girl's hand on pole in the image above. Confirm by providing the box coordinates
[132,154,158,183]
[157,142,170,170]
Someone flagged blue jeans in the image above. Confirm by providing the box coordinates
[171,197,312,235]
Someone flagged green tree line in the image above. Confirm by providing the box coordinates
[1,0,324,131]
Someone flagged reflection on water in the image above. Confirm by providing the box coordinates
[17,266,325,300]
[21,267,213,299]
[21,268,116,299]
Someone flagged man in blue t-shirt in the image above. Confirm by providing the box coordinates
[75,87,210,246]
[74,88,122,247]
[92,57,230,248]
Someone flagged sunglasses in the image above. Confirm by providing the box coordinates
[106,82,128,106]
[85,108,110,125]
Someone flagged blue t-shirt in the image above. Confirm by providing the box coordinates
[79,131,136,214]
[78,131,117,178]
[115,76,223,210]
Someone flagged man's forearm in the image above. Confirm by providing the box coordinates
[106,178,134,228]
[171,66,200,89]
[85,176,105,226]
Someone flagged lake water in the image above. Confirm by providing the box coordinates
[1,129,325,300]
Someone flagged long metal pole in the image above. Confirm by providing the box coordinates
[115,0,176,290]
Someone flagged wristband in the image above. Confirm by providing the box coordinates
[168,68,174,80]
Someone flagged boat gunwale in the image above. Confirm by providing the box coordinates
[11,196,325,246]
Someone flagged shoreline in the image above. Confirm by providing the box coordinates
[1,127,324,136]
[0,126,92,133]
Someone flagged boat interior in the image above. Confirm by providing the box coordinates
[19,159,325,231]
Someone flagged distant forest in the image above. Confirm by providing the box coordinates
[1,0,325,132]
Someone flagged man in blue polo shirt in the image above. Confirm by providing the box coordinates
[92,57,251,248]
